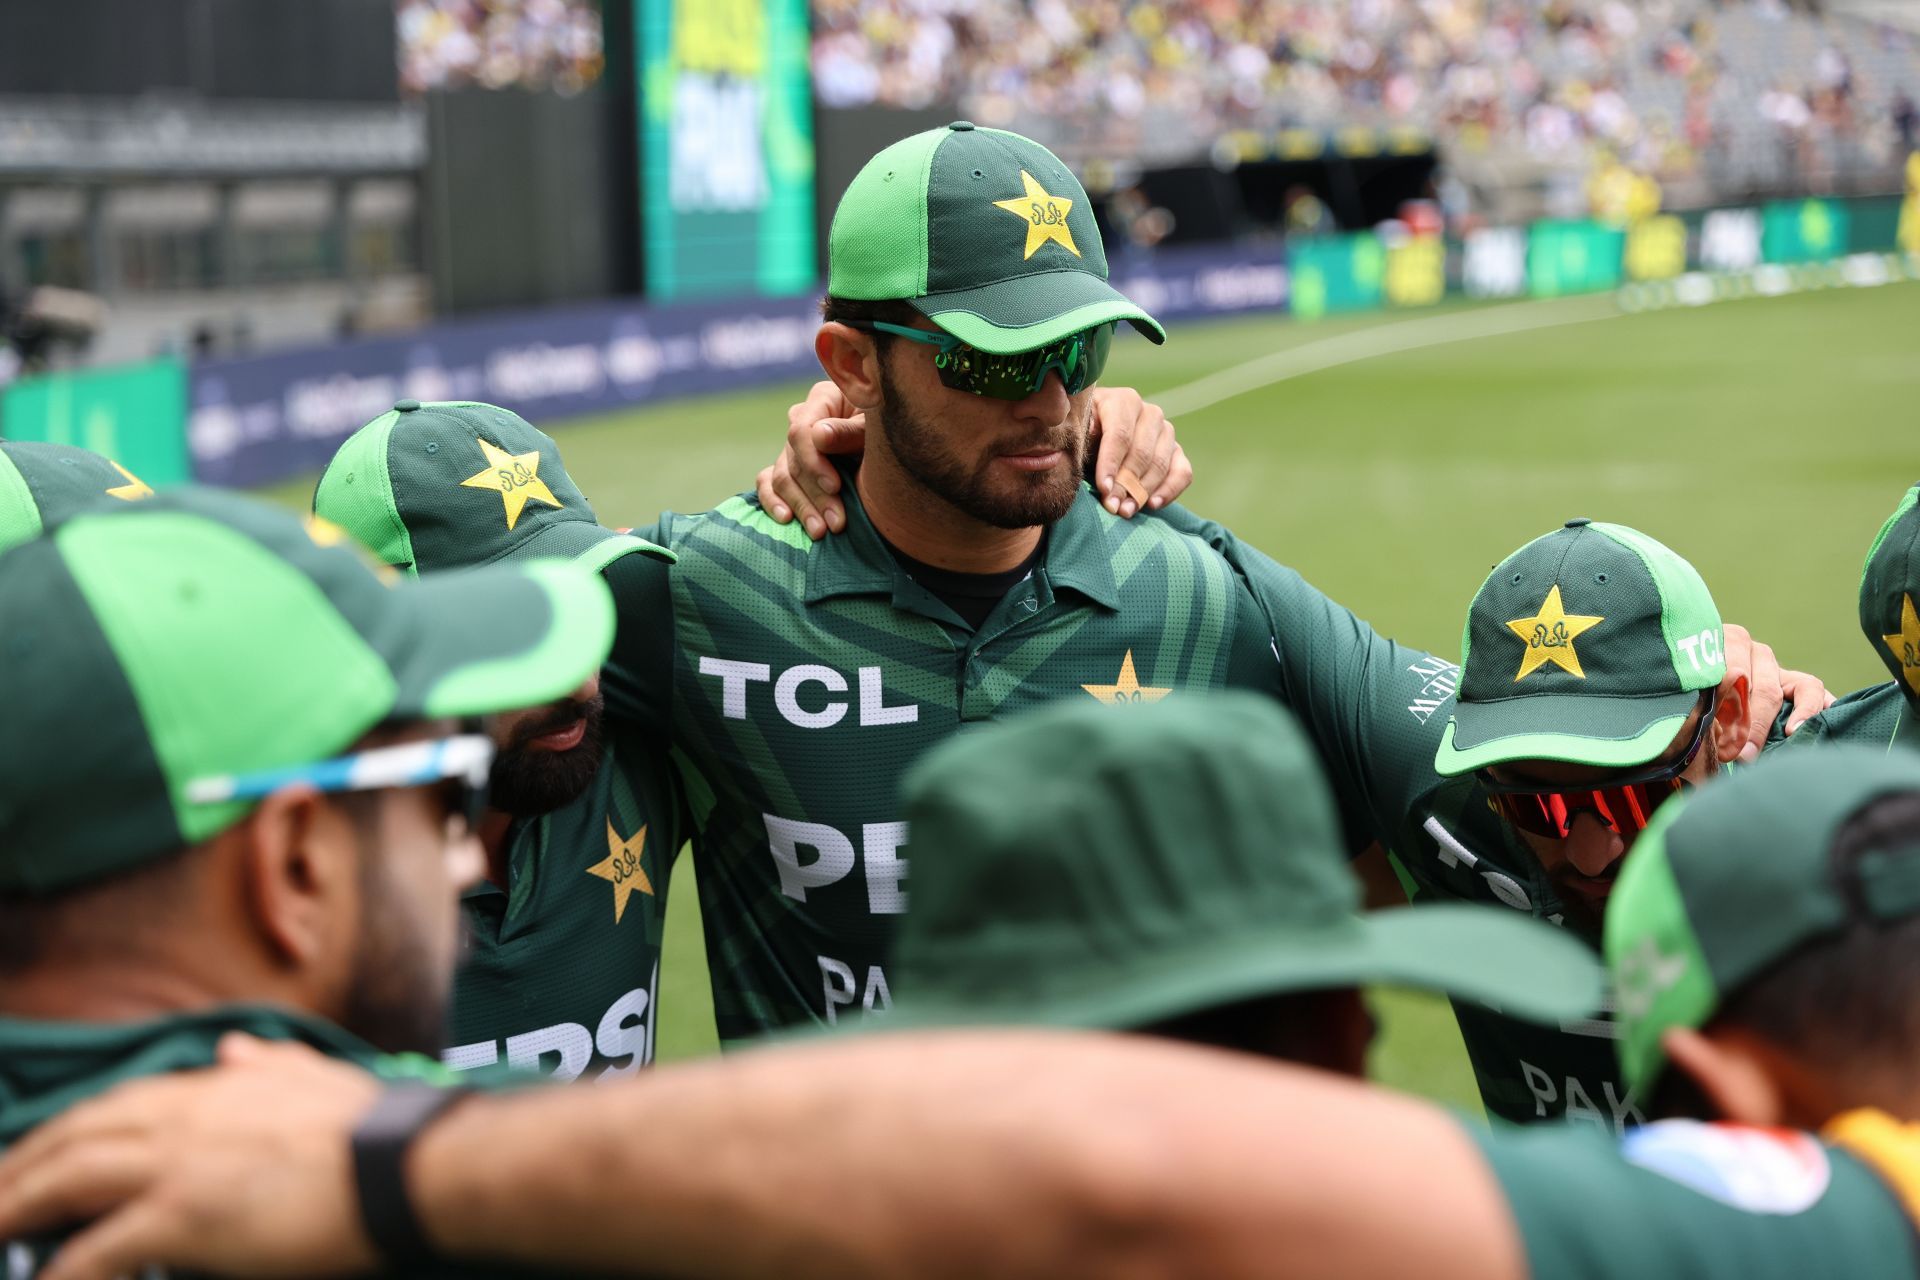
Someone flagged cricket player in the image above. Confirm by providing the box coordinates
[0,487,615,1275]
[580,122,1294,1042]
[14,745,1920,1279]
[315,401,684,1081]
[1777,479,1920,752]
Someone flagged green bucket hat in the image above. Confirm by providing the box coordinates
[1859,482,1920,707]
[883,692,1602,1031]
[1606,746,1920,1096]
[314,400,673,577]
[828,121,1165,354]
[0,486,615,894]
[1435,519,1724,776]
[0,440,154,551]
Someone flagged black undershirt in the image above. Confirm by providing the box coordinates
[882,534,1045,630]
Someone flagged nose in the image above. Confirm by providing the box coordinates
[1010,370,1071,426]
[573,671,600,703]
[1563,810,1626,878]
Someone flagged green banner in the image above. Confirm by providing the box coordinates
[1288,234,1386,318]
[1762,198,1851,264]
[1528,220,1625,297]
[0,358,191,486]
[638,0,816,301]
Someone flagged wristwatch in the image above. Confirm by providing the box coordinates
[350,1081,473,1268]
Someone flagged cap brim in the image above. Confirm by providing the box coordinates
[384,559,615,720]
[915,269,1166,353]
[509,516,675,573]
[858,904,1601,1035]
[1434,690,1700,776]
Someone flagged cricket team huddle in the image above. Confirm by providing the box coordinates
[0,122,1917,1279]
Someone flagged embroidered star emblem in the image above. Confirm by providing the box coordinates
[459,438,561,531]
[586,820,652,925]
[992,169,1081,260]
[1882,593,1920,696]
[1613,936,1690,1020]
[1506,585,1605,681]
[1082,651,1171,706]
[104,461,153,501]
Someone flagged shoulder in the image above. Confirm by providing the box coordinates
[1771,682,1907,755]
[1476,1120,1917,1280]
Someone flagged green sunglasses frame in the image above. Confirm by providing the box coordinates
[854,320,1114,400]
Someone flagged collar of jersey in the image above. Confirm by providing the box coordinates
[804,460,1121,612]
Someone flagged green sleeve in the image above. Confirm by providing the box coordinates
[599,517,677,738]
[1148,503,1460,852]
[1769,682,1909,755]
[1473,1121,1919,1280]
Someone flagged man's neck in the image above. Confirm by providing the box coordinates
[0,957,263,1024]
[854,449,1046,575]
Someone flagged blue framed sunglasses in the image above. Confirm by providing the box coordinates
[185,733,495,832]
[854,320,1114,400]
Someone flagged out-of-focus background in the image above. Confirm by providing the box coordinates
[4,1,1918,1110]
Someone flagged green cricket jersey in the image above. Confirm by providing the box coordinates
[1476,1117,1919,1278]
[1157,506,1638,1130]
[1773,682,1920,755]
[0,1005,539,1278]
[604,477,1283,1040]
[442,726,684,1081]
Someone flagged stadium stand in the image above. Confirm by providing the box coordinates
[812,0,1920,207]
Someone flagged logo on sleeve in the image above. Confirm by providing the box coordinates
[1882,594,1920,695]
[1082,651,1171,706]
[992,170,1080,260]
[1622,1121,1831,1214]
[586,820,652,923]
[460,437,561,531]
[1507,585,1603,680]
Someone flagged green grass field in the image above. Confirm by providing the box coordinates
[264,280,1920,1113]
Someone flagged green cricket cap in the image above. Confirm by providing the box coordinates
[0,440,154,551]
[827,121,1165,354]
[1435,519,1724,775]
[1858,482,1920,708]
[314,400,672,577]
[0,486,616,894]
[884,692,1602,1031]
[1606,746,1920,1095]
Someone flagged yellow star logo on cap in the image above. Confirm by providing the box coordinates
[1506,584,1605,681]
[1082,651,1171,705]
[992,169,1081,260]
[1882,593,1920,695]
[586,820,652,925]
[104,461,153,501]
[460,438,561,531]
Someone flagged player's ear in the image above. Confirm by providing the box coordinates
[1709,675,1749,765]
[1660,1025,1784,1125]
[233,787,359,974]
[815,323,884,413]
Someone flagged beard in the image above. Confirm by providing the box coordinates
[877,361,1088,530]
[342,829,456,1056]
[488,691,606,818]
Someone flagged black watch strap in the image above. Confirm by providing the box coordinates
[351,1082,473,1269]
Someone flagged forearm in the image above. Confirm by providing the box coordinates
[410,1031,1523,1280]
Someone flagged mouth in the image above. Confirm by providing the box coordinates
[524,717,587,752]
[995,447,1066,472]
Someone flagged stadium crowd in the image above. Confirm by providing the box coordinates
[4,119,1920,1280]
[812,0,1920,188]
[398,0,605,95]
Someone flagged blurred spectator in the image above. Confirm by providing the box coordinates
[399,0,605,96]
[810,0,1920,194]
